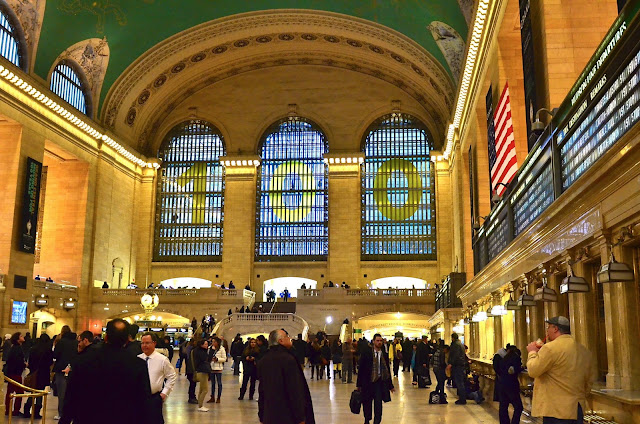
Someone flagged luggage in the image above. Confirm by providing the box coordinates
[429,390,447,404]
[349,390,362,414]
[417,374,430,388]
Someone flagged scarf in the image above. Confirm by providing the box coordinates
[371,349,391,382]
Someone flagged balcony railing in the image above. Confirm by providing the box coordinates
[297,287,435,303]
[474,11,640,273]
[34,280,78,293]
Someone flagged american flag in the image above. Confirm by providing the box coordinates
[490,83,518,196]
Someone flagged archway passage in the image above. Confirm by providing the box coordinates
[262,277,317,301]
[159,277,212,289]
[355,312,431,341]
[370,276,428,289]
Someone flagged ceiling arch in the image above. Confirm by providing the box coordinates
[101,10,454,154]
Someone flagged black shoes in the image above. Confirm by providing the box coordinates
[455,400,467,405]
[188,398,198,404]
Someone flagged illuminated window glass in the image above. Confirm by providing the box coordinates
[154,121,225,261]
[362,113,436,260]
[0,6,24,69]
[256,117,328,261]
[50,61,91,116]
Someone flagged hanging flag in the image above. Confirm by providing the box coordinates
[491,82,518,196]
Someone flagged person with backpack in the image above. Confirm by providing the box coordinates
[430,341,448,404]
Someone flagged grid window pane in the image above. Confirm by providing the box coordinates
[0,9,22,68]
[154,120,225,261]
[255,117,328,261]
[50,62,89,115]
[361,113,436,260]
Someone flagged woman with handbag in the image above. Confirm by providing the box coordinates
[193,339,212,412]
[208,337,226,404]
[22,334,53,418]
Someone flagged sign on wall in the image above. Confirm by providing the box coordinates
[11,300,28,324]
[19,157,42,253]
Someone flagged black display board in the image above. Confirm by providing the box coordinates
[19,157,42,253]
[520,0,538,150]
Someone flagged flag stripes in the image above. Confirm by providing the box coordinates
[490,83,518,196]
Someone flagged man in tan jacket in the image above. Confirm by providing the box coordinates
[526,316,594,424]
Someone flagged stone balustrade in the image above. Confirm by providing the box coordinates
[34,280,78,294]
[297,288,436,304]
[94,287,256,305]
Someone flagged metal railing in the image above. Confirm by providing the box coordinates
[4,375,48,424]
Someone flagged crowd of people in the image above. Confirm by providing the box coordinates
[0,314,593,424]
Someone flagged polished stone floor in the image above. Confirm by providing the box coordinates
[29,363,535,423]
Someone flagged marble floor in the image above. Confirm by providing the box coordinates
[28,365,535,423]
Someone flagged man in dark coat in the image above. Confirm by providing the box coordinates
[60,319,151,424]
[257,329,315,424]
[415,335,432,386]
[401,337,413,372]
[357,333,394,424]
[53,326,78,420]
[292,333,307,367]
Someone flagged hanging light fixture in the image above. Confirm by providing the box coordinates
[597,251,634,283]
[504,291,521,310]
[517,290,536,307]
[472,310,487,322]
[534,277,558,302]
[560,261,590,293]
[491,304,508,316]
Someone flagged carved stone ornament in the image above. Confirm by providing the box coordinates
[6,0,45,72]
[100,10,454,151]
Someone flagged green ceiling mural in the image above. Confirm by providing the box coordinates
[36,0,468,110]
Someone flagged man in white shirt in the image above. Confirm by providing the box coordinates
[139,332,177,424]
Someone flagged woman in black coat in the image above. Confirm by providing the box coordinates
[238,338,260,400]
[320,340,331,380]
[309,340,322,380]
[22,334,54,418]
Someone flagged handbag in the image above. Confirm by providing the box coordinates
[24,370,38,388]
[321,357,329,366]
[349,390,362,414]
[175,358,182,369]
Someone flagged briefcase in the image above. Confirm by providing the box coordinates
[349,390,362,414]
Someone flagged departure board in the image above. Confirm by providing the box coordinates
[513,161,553,236]
[558,47,640,190]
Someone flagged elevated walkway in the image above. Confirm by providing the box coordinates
[211,313,309,340]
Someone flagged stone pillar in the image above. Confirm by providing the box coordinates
[569,258,598,378]
[133,166,157,289]
[598,237,622,388]
[221,160,258,295]
[0,125,45,333]
[435,160,452,276]
[492,292,503,351]
[527,275,545,342]
[514,283,528,351]
[326,155,361,287]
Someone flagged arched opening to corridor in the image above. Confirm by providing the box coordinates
[370,276,428,289]
[355,311,431,341]
[262,277,317,301]
[158,277,212,289]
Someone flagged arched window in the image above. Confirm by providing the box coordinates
[361,113,436,260]
[154,120,226,261]
[50,61,91,116]
[256,117,328,261]
[0,4,26,69]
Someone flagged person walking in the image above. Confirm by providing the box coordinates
[5,333,26,417]
[331,339,343,380]
[320,338,331,379]
[193,339,212,412]
[447,333,467,404]
[53,326,77,420]
[184,339,198,404]
[431,340,448,401]
[526,316,594,424]
[357,333,394,424]
[257,329,315,424]
[342,337,355,383]
[415,335,432,387]
[208,337,226,404]
[139,332,177,424]
[401,337,413,372]
[389,338,403,377]
[238,338,259,400]
[498,344,523,424]
[231,335,244,376]
[309,338,322,380]
[292,333,307,368]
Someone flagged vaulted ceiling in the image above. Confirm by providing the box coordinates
[35,0,469,109]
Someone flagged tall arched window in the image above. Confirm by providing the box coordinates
[50,60,91,116]
[361,113,436,260]
[256,117,328,261]
[154,120,226,261]
[0,4,26,69]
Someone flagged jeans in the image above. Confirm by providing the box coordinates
[451,366,467,403]
[233,356,241,375]
[210,372,222,398]
[196,372,209,407]
[239,371,257,399]
[55,372,68,416]
[499,388,523,424]
[434,368,446,395]
[186,373,197,400]
[342,360,354,383]
[362,380,384,424]
[542,404,584,424]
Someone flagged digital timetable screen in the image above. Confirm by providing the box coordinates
[10,301,27,325]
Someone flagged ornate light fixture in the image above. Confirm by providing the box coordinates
[490,305,508,316]
[534,277,558,302]
[560,261,590,293]
[504,291,521,310]
[598,251,634,283]
[517,287,536,307]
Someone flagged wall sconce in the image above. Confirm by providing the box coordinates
[534,277,557,302]
[560,261,590,293]
[473,215,488,230]
[531,108,558,132]
[64,298,77,310]
[35,294,48,307]
[491,182,509,203]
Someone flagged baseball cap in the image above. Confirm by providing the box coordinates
[545,316,570,330]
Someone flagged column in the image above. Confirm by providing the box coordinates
[133,166,157,289]
[0,125,46,332]
[598,237,622,388]
[527,275,545,342]
[221,159,258,295]
[514,283,528,351]
[435,160,453,277]
[326,154,361,287]
[569,259,598,378]
[492,292,503,351]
